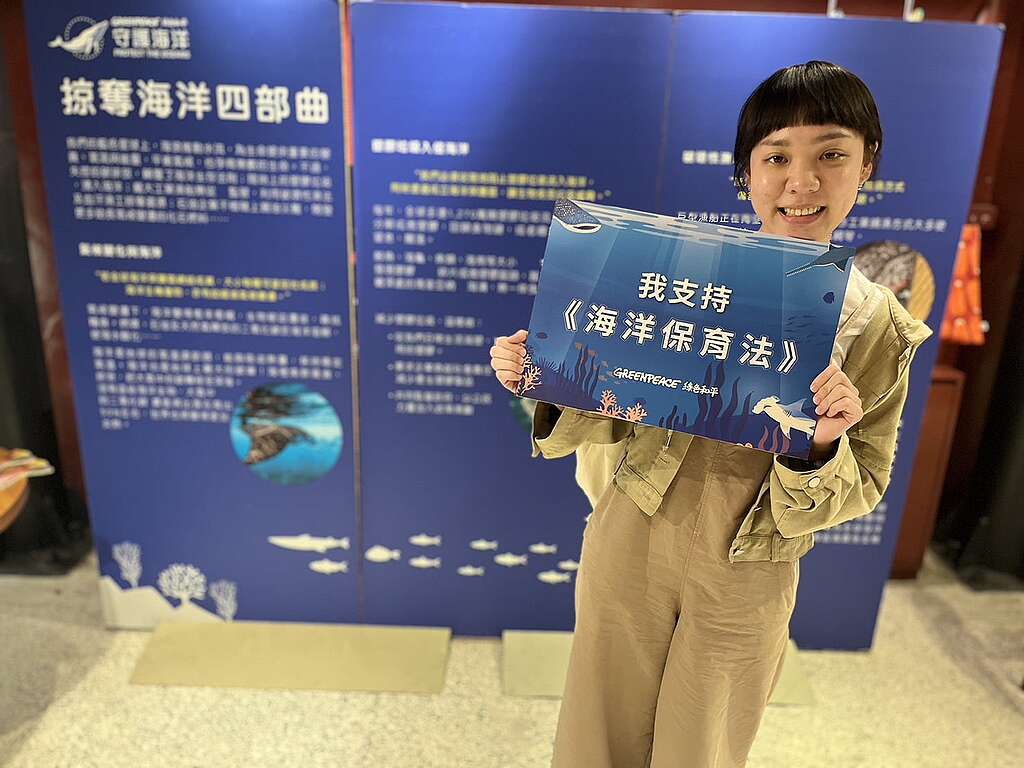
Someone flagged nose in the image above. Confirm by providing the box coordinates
[786,162,820,195]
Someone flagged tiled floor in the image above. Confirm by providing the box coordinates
[1,548,1021,768]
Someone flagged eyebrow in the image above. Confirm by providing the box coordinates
[758,130,853,147]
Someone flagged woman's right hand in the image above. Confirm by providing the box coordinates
[490,329,528,393]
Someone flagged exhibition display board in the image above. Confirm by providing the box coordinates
[24,0,1001,648]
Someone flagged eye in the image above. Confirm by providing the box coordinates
[765,155,787,165]
[823,151,847,161]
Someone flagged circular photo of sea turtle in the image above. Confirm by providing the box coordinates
[853,240,935,321]
[230,382,342,485]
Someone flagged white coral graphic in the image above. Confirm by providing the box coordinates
[112,541,142,588]
[623,403,648,423]
[517,352,542,395]
[157,563,207,607]
[598,389,624,418]
[209,580,237,621]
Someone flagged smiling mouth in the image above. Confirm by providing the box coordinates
[778,206,826,223]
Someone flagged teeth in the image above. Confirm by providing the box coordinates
[782,206,824,217]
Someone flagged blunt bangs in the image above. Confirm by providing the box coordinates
[733,61,882,191]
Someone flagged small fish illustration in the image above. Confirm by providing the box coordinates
[457,565,485,577]
[752,396,816,438]
[409,533,442,547]
[309,559,348,575]
[268,534,350,553]
[470,539,498,551]
[409,556,441,569]
[558,560,580,572]
[494,552,528,568]
[365,545,401,563]
[529,543,558,555]
[48,20,109,57]
[537,570,571,585]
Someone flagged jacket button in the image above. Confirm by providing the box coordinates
[807,476,822,489]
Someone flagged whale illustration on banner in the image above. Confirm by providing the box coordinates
[48,20,108,57]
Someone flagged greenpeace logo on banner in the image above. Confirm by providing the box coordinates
[49,15,192,61]
[48,16,108,60]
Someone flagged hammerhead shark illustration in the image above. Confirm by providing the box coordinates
[752,396,816,438]
[48,20,109,57]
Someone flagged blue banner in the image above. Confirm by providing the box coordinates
[350,1,673,633]
[351,3,1000,647]
[526,200,854,459]
[23,1,357,625]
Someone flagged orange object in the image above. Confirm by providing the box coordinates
[941,223,986,345]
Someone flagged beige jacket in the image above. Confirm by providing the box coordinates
[529,268,933,563]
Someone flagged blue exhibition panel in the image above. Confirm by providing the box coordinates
[350,1,673,634]
[23,0,357,625]
[662,13,1001,648]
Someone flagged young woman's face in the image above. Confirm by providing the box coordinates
[746,123,873,244]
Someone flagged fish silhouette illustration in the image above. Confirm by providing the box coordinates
[48,20,108,58]
[494,552,528,567]
[409,556,442,569]
[409,533,442,547]
[752,396,816,438]
[242,422,313,465]
[557,559,580,572]
[552,199,602,234]
[784,247,855,277]
[537,570,572,584]
[267,534,349,553]
[529,543,558,555]
[308,558,348,575]
[457,565,485,577]
[470,539,498,551]
[365,545,401,563]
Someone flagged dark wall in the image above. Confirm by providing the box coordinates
[0,11,89,573]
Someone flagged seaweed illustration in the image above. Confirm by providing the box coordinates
[756,424,793,455]
[534,341,603,406]
[657,362,756,444]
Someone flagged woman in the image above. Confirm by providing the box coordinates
[490,61,931,768]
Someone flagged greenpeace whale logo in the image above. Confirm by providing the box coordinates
[48,17,108,60]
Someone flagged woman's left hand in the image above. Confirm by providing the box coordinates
[809,363,864,455]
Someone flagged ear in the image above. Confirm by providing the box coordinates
[860,142,878,183]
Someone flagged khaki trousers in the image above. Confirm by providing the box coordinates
[552,439,800,768]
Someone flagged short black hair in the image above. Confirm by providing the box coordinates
[732,60,882,192]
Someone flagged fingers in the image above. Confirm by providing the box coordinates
[494,369,520,393]
[490,345,523,367]
[824,396,860,420]
[810,362,841,392]
[490,329,529,394]
[812,367,858,409]
[815,383,864,420]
